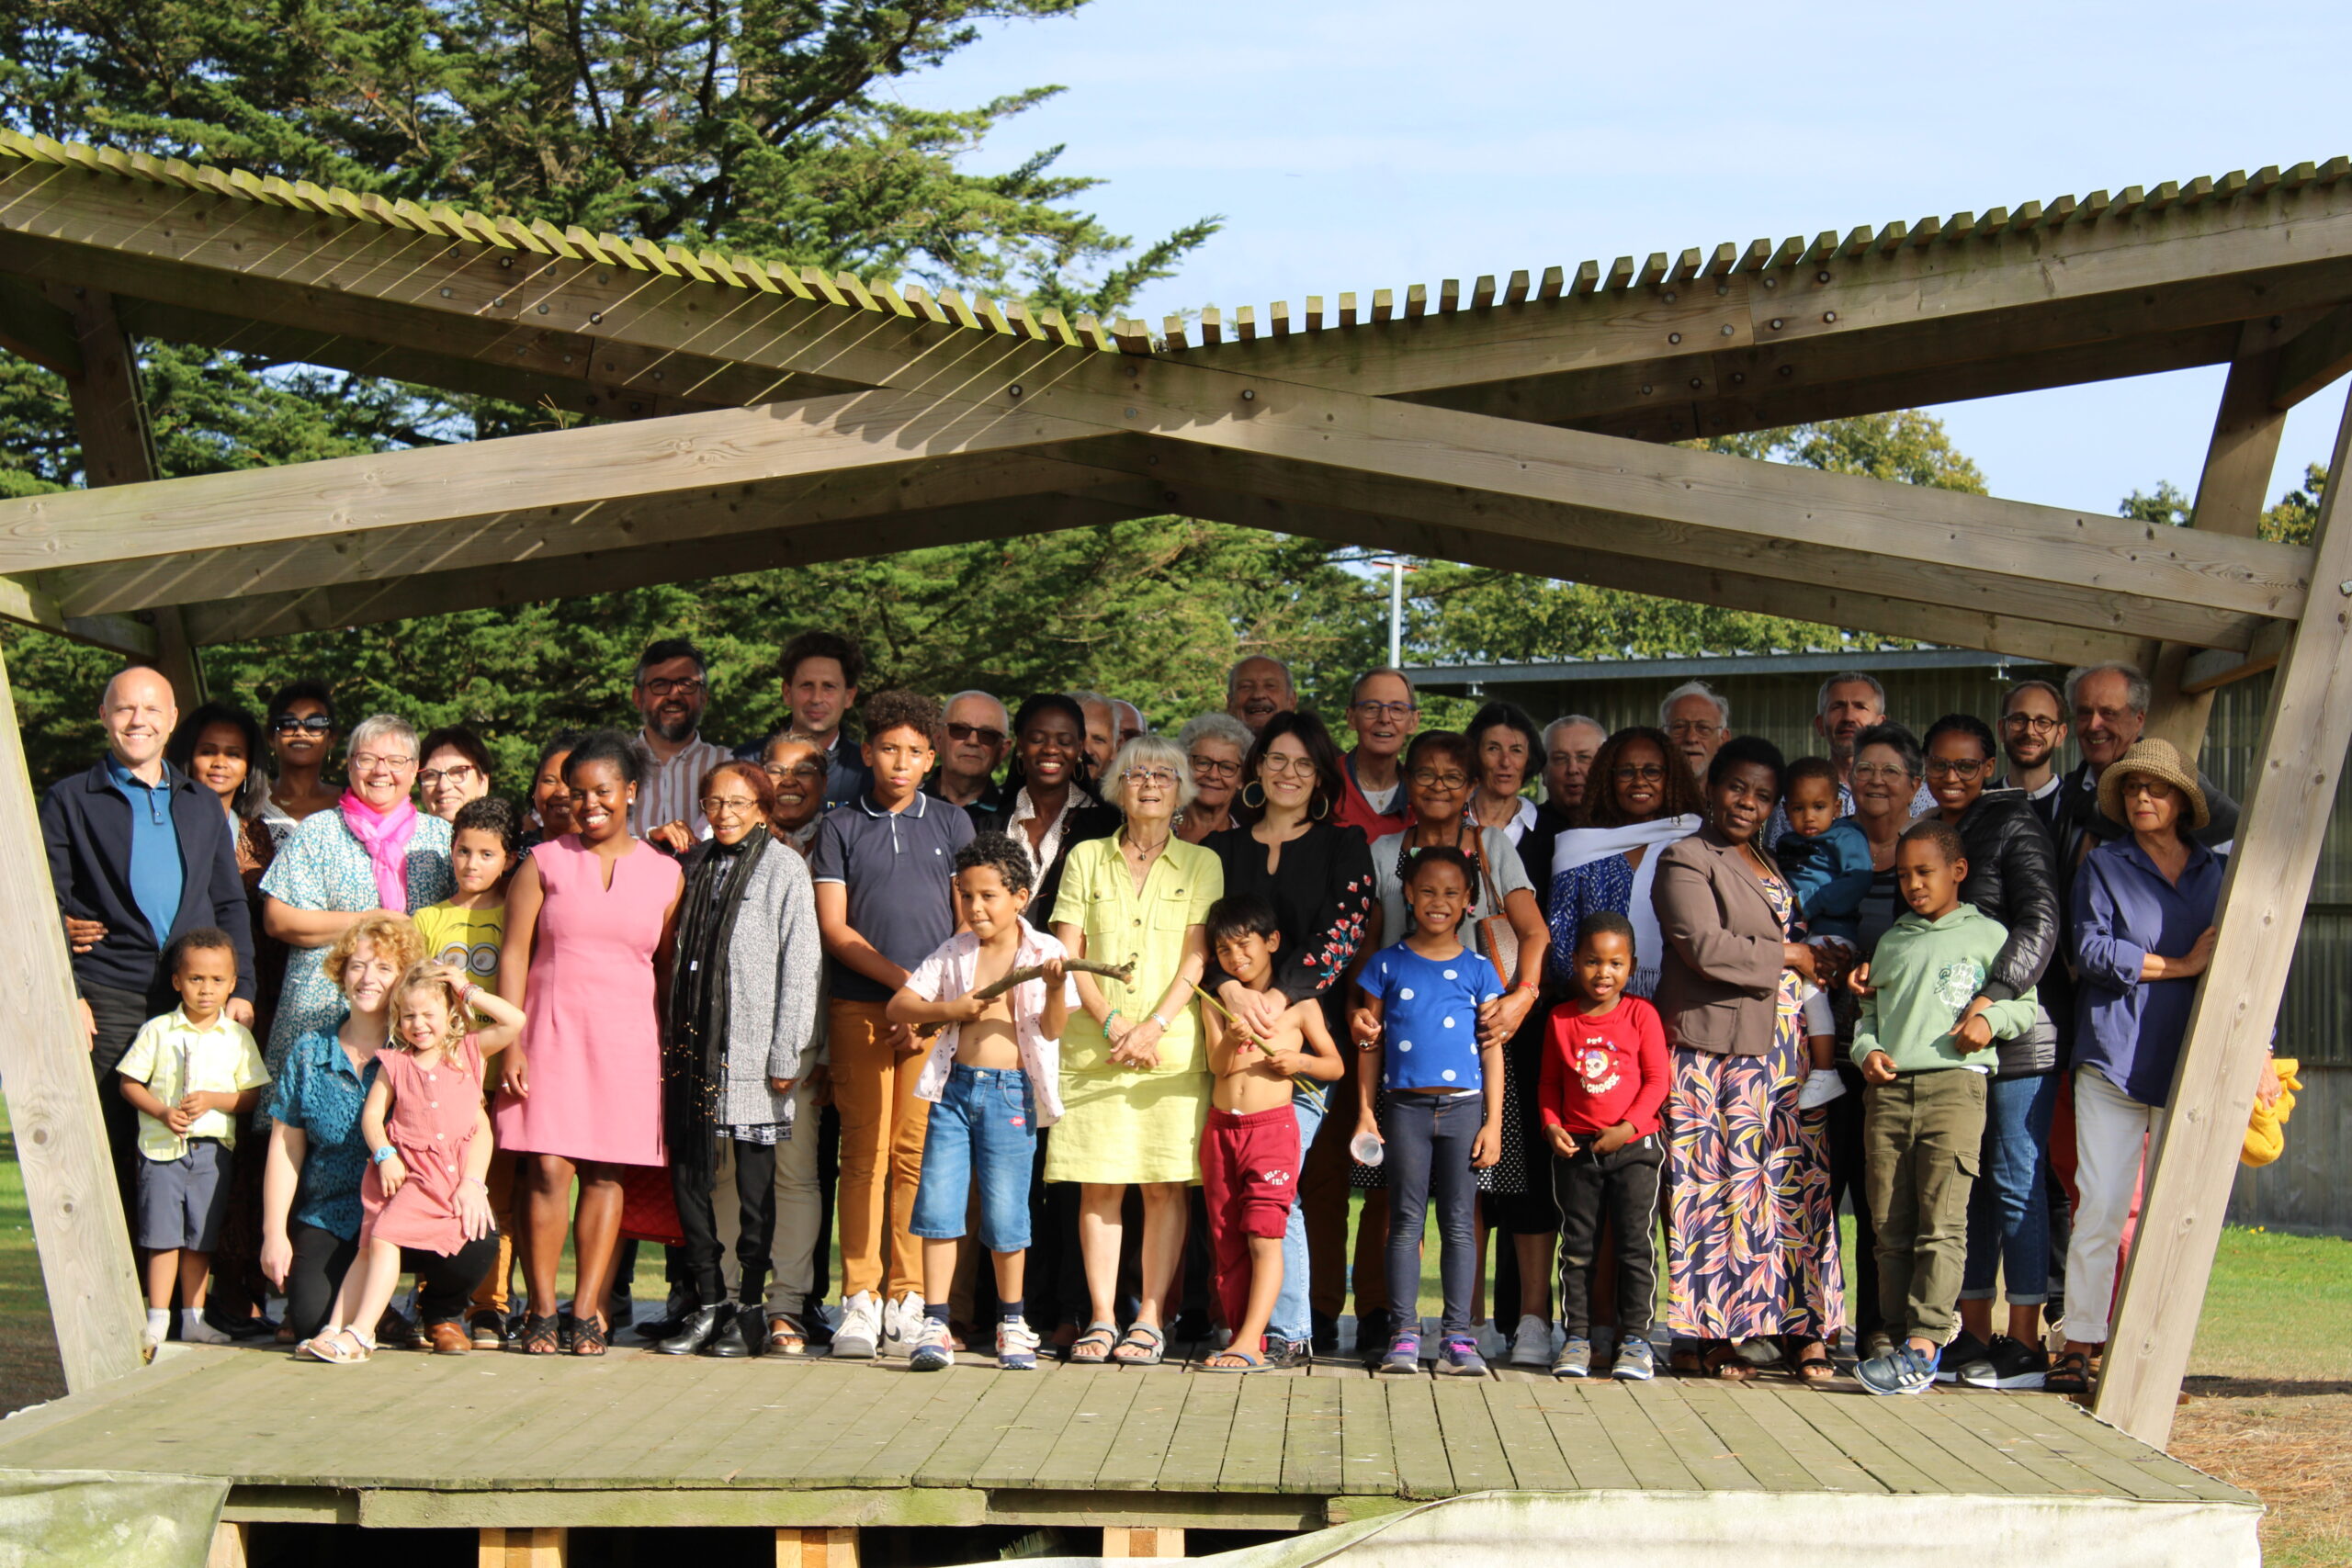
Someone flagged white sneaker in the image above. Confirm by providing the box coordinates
[880,1292,924,1358]
[1510,1315,1554,1368]
[1798,1068,1848,1111]
[832,1292,881,1359]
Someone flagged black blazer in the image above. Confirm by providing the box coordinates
[40,759,257,1002]
[967,795,1124,930]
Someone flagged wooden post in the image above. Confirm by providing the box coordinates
[204,1520,249,1568]
[775,1527,858,1566]
[478,1527,567,1566]
[0,636,146,1388]
[2140,330,2291,762]
[1103,1526,1185,1558]
[2098,388,2352,1445]
[45,283,207,704]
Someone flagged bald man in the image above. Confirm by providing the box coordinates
[1226,656,1295,735]
[41,666,257,1218]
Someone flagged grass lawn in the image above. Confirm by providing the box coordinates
[3,1110,2345,1561]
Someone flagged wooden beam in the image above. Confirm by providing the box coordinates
[0,634,148,1392]
[173,485,1158,642]
[1102,1526,1182,1559]
[47,285,204,694]
[2143,329,2294,761]
[2178,619,2290,694]
[1150,476,2150,668]
[0,273,82,374]
[776,1527,858,1567]
[206,1520,249,1568]
[2098,388,2352,1447]
[2268,299,2352,408]
[0,573,156,660]
[479,1527,568,1566]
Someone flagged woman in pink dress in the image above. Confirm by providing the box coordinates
[495,731,685,1355]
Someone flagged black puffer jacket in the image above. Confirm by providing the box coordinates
[1953,787,2062,1077]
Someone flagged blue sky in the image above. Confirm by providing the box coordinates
[899,0,2351,515]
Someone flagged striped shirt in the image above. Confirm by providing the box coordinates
[630,732,733,839]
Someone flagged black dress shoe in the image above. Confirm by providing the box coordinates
[1311,1311,1340,1357]
[205,1309,277,1341]
[704,1304,759,1359]
[636,1284,696,1341]
[658,1303,728,1356]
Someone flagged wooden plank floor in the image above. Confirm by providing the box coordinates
[0,1342,2248,1529]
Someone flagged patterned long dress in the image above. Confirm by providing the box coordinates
[1663,874,1845,1342]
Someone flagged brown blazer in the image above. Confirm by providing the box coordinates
[1651,827,1789,1057]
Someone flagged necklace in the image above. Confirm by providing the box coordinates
[1123,829,1170,857]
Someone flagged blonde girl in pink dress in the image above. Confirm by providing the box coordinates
[299,963,525,1364]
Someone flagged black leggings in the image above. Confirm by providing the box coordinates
[285,1221,500,1339]
[672,1139,779,1306]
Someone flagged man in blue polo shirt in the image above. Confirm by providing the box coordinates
[810,688,972,1359]
[41,666,256,1214]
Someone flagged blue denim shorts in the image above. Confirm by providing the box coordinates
[910,1065,1037,1253]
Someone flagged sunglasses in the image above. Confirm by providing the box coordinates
[272,714,334,734]
[945,722,1006,746]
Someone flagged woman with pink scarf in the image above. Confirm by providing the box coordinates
[260,715,454,1077]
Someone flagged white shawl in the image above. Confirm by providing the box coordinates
[1553,814,1704,995]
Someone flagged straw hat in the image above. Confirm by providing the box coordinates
[2098,737,2211,832]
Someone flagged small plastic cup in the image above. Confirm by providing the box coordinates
[1349,1132,1385,1167]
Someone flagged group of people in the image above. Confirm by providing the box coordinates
[40,632,2267,1396]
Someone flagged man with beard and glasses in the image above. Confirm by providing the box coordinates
[630,638,733,847]
[1226,656,1295,736]
[1995,680,2071,838]
[927,692,1011,814]
[1659,681,1732,789]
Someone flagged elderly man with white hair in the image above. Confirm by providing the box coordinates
[1658,680,1732,785]
[927,689,1011,813]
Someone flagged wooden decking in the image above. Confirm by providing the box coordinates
[0,1339,2249,1536]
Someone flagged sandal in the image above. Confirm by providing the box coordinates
[1069,1322,1119,1364]
[1204,1347,1272,1373]
[1111,1324,1166,1366]
[765,1314,808,1356]
[309,1327,374,1365]
[518,1313,562,1356]
[2046,1348,2096,1396]
[1785,1340,1837,1384]
[571,1314,609,1356]
[1668,1340,1707,1378]
[1702,1342,1757,1382]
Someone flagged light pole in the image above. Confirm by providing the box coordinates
[1371,558,1415,668]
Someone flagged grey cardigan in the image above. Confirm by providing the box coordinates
[1651,827,1789,1057]
[714,842,825,1129]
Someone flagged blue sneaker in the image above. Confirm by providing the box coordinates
[1550,1336,1593,1378]
[1611,1337,1657,1382]
[1857,1342,1939,1396]
[1436,1336,1487,1377]
[908,1316,955,1371]
[1377,1333,1422,1375]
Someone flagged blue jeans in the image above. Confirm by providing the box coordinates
[1959,1071,2058,1306]
[1269,1094,1324,1345]
[1383,1091,1481,1339]
[910,1066,1036,1253]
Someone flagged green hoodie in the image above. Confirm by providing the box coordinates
[1850,903,2038,1075]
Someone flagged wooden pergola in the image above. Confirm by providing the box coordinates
[2,130,2348,1450]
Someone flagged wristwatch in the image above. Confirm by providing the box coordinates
[371,1145,397,1165]
[1149,1012,1173,1032]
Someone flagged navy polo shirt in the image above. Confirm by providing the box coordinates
[106,756,184,947]
[809,789,974,1002]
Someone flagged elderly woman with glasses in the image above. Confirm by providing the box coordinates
[1046,734,1225,1365]
[258,714,455,1077]
[1175,712,1253,844]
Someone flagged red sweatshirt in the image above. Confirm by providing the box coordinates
[1539,996,1670,1139]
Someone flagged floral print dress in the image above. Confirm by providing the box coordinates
[1663,873,1845,1342]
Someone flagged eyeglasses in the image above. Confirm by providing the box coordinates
[1352,700,1418,720]
[349,752,413,774]
[764,761,828,782]
[1261,753,1318,777]
[701,795,763,817]
[1189,753,1242,781]
[1408,769,1469,791]
[1925,757,1990,779]
[639,677,707,698]
[1664,720,1721,739]
[1852,762,1915,783]
[272,714,333,735]
[945,722,1006,747]
[417,764,480,789]
[2001,713,2063,736]
[1611,763,1667,783]
[1120,767,1179,787]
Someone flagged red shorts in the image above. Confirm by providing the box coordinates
[1202,1104,1302,1239]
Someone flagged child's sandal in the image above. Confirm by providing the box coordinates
[311,1328,374,1365]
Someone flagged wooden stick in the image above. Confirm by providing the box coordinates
[913,957,1136,1037]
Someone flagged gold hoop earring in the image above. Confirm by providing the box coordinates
[1311,794,1330,821]
[1240,781,1266,810]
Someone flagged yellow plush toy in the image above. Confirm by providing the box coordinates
[2242,1057,2301,1168]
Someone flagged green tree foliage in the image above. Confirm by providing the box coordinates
[2120,465,2327,543]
